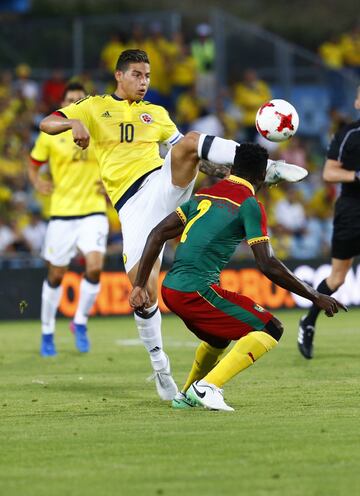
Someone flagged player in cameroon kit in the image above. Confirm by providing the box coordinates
[129,142,345,411]
[40,49,307,400]
[29,83,108,356]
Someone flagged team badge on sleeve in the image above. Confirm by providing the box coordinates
[254,303,266,313]
[140,113,153,124]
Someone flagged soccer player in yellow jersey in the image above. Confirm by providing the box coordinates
[29,83,108,357]
[40,49,307,400]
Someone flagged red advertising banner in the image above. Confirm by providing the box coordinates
[58,269,296,317]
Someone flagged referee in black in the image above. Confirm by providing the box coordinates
[297,87,360,359]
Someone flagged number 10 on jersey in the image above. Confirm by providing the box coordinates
[119,123,134,143]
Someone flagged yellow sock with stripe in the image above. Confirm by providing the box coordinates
[203,331,278,388]
[182,341,228,393]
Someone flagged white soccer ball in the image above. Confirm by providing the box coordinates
[255,99,299,142]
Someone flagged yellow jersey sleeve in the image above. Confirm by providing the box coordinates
[58,96,92,129]
[30,131,51,164]
[158,107,182,146]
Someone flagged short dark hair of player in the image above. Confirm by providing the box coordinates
[115,49,150,72]
[232,143,268,183]
[62,82,86,100]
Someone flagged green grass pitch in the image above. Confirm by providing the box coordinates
[1,309,360,496]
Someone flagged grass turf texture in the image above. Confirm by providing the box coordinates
[0,309,359,496]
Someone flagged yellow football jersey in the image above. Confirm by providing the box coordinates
[30,131,106,217]
[58,95,181,207]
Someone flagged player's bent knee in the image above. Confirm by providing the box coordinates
[48,266,67,287]
[205,335,230,349]
[85,269,101,283]
[264,318,284,341]
[180,131,200,153]
[145,286,158,307]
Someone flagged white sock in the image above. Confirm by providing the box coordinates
[198,134,239,165]
[41,280,63,335]
[74,277,100,325]
[134,302,167,371]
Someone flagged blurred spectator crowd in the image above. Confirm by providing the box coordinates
[318,23,360,109]
[0,21,355,267]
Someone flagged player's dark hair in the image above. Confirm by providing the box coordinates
[232,143,268,183]
[62,82,86,100]
[115,49,150,71]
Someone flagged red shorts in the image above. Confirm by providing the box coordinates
[162,284,273,343]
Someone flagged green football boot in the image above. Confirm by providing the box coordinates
[172,391,198,409]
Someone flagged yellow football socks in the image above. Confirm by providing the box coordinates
[204,331,278,388]
[182,341,228,393]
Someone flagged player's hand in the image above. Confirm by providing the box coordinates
[129,286,150,311]
[313,293,348,317]
[34,177,53,195]
[71,120,90,149]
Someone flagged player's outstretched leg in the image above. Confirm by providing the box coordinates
[193,133,307,184]
[187,319,283,411]
[170,132,307,190]
[172,340,228,409]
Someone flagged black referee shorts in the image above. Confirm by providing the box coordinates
[331,197,360,259]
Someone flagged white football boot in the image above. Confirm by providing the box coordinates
[187,380,234,412]
[265,159,308,185]
[147,353,178,401]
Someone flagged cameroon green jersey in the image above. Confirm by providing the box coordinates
[163,175,269,292]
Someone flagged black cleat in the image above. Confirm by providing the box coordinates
[298,316,315,359]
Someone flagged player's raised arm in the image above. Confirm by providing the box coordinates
[40,113,90,149]
[129,212,185,309]
[251,241,346,317]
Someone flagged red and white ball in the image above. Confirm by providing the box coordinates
[255,99,299,142]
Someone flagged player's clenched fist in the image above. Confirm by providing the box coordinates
[71,120,90,149]
[129,286,150,310]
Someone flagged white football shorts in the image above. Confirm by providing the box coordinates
[119,150,196,272]
[42,214,109,266]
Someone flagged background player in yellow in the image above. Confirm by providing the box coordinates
[29,83,108,357]
[39,49,307,401]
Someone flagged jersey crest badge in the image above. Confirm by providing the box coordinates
[140,113,153,124]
